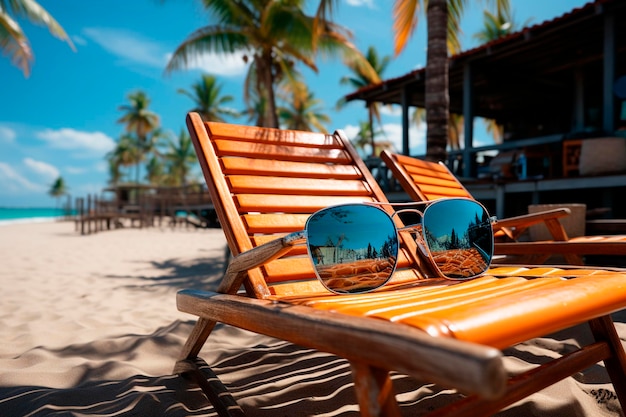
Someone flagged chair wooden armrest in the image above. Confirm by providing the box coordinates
[176,289,507,399]
[495,207,571,241]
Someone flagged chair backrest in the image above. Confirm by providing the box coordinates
[187,113,430,298]
[380,150,473,201]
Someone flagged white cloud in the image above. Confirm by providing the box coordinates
[380,105,402,117]
[23,158,59,180]
[65,166,86,175]
[83,27,249,77]
[72,35,87,46]
[36,128,116,155]
[382,122,426,155]
[346,0,376,8]
[165,50,249,77]
[0,163,45,193]
[0,126,16,144]
[83,27,168,68]
[94,161,109,173]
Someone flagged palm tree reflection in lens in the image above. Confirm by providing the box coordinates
[418,199,494,280]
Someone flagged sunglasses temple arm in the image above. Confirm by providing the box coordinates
[226,231,305,273]
[221,231,306,294]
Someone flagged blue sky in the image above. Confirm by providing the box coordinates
[0,0,590,207]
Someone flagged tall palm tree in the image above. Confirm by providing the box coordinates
[116,91,160,183]
[391,0,510,162]
[279,87,330,133]
[317,0,509,162]
[338,45,391,156]
[177,74,240,122]
[0,0,75,77]
[166,0,378,129]
[48,176,68,207]
[163,129,197,186]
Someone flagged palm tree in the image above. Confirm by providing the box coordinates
[166,0,378,128]
[177,74,240,122]
[473,6,528,145]
[351,120,385,157]
[163,129,197,186]
[391,0,511,162]
[279,87,330,133]
[317,0,510,162]
[145,156,166,185]
[48,176,68,207]
[241,92,268,127]
[107,158,123,185]
[473,7,530,44]
[338,45,391,155]
[0,0,75,77]
[106,133,142,183]
[116,91,160,183]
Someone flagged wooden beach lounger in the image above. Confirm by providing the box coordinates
[175,112,626,416]
[381,150,626,265]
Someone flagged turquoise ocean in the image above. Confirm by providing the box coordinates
[0,207,76,226]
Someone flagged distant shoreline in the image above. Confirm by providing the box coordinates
[0,216,69,227]
[0,207,75,227]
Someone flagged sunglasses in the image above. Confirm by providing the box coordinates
[287,198,495,294]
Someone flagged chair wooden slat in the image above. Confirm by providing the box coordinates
[212,139,352,164]
[227,175,372,196]
[207,121,340,148]
[235,195,373,214]
[222,158,362,179]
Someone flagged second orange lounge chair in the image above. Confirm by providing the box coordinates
[381,150,626,265]
[175,113,626,417]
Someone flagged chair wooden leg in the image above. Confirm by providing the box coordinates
[177,357,246,417]
[175,318,246,417]
[589,315,626,410]
[175,317,217,371]
[350,362,402,417]
[424,341,612,417]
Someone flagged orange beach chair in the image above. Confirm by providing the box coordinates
[381,150,626,265]
[175,113,626,416]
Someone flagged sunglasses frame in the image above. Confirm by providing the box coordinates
[284,197,496,294]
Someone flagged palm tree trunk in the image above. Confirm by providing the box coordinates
[258,51,280,128]
[425,0,449,162]
[368,105,376,157]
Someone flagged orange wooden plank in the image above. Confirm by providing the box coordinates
[213,139,352,163]
[242,213,309,233]
[206,121,339,148]
[227,175,372,196]
[221,158,362,179]
[236,195,373,214]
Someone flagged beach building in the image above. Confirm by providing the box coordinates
[345,0,626,224]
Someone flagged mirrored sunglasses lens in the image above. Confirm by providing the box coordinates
[306,204,398,294]
[422,199,493,279]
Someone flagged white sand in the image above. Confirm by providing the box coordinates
[0,220,624,416]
